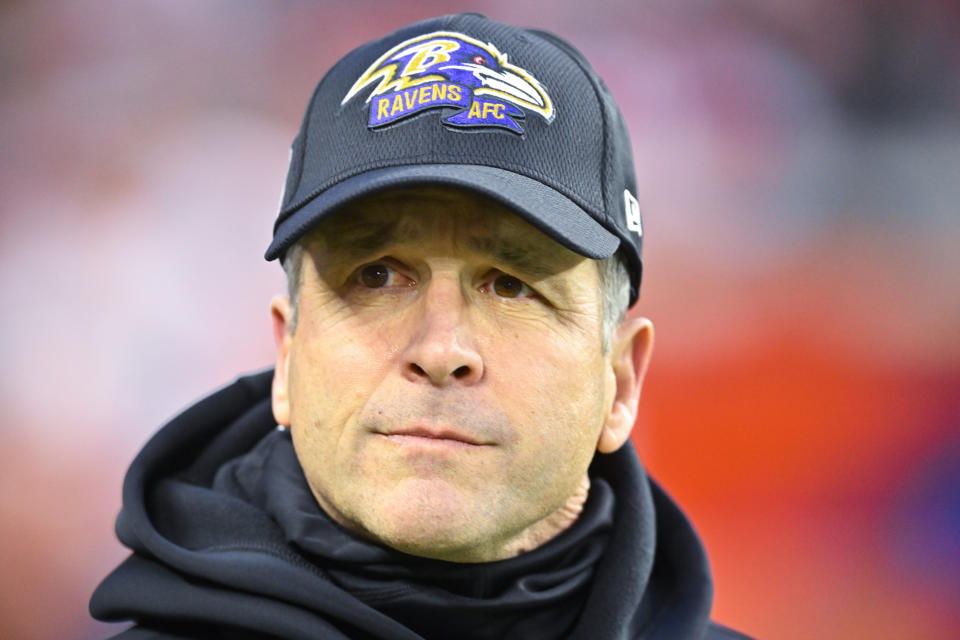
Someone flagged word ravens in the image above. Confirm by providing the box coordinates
[342,31,555,134]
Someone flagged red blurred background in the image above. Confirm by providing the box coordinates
[1,1,957,638]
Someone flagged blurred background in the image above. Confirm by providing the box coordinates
[1,1,958,638]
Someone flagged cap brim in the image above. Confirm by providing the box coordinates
[264,164,620,261]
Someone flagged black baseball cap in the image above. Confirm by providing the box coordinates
[266,12,645,303]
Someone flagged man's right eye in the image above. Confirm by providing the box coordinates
[354,262,415,290]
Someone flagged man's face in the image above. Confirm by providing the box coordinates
[271,187,647,562]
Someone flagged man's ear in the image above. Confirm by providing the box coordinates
[597,316,654,454]
[270,294,293,427]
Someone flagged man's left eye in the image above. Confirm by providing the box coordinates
[359,264,392,288]
[489,274,533,299]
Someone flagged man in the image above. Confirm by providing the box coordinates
[91,13,749,640]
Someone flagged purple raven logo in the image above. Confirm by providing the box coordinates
[342,31,555,134]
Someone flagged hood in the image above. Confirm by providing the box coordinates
[91,370,722,639]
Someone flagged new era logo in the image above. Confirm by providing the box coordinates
[623,189,642,236]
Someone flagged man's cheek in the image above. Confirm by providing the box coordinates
[300,328,395,384]
[528,349,606,441]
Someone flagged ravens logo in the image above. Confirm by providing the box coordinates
[342,31,554,133]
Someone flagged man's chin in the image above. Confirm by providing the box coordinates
[349,479,508,563]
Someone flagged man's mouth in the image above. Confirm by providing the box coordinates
[379,425,490,447]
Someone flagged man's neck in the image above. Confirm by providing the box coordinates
[497,474,591,557]
[308,473,592,562]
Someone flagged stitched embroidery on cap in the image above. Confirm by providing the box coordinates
[342,31,555,135]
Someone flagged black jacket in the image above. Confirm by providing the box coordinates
[91,370,749,639]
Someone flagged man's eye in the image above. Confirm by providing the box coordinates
[358,264,397,288]
[491,274,531,299]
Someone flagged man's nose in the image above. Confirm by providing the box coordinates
[401,278,483,386]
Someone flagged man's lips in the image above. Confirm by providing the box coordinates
[377,426,490,447]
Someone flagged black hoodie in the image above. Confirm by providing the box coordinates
[90,370,749,639]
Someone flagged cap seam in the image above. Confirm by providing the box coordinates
[528,30,611,223]
[286,78,328,210]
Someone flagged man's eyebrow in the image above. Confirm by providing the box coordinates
[315,205,580,285]
[466,235,570,281]
[317,215,420,260]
